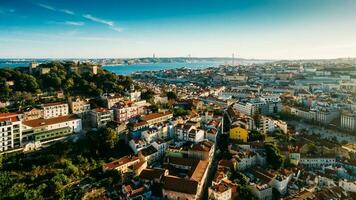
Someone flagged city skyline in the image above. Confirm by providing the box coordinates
[1,0,356,59]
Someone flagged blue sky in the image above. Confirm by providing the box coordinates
[0,0,356,59]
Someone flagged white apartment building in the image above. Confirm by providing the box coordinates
[129,138,147,154]
[175,124,205,143]
[341,111,356,131]
[22,115,82,133]
[142,128,159,143]
[42,102,69,119]
[316,109,340,124]
[89,107,114,128]
[270,173,293,195]
[300,157,336,168]
[274,120,288,134]
[151,139,167,158]
[103,94,124,109]
[234,102,256,116]
[0,113,22,152]
[22,115,82,143]
[69,98,90,114]
[113,100,147,123]
[259,116,275,134]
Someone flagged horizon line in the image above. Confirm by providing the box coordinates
[1,56,356,61]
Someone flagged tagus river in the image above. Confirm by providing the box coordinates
[102,62,223,75]
[0,62,224,75]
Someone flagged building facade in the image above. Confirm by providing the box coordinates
[42,102,69,119]
[0,113,22,152]
[341,111,356,131]
[89,107,114,128]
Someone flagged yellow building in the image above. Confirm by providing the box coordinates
[229,126,248,142]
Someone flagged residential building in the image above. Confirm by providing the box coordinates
[103,155,146,175]
[300,156,336,168]
[22,108,43,121]
[138,145,159,165]
[143,111,173,125]
[113,100,147,123]
[259,116,275,134]
[129,138,147,154]
[162,157,210,200]
[274,120,288,134]
[68,98,90,114]
[0,113,22,152]
[208,182,232,200]
[42,102,69,119]
[175,124,205,143]
[341,111,356,131]
[89,107,114,128]
[151,139,167,158]
[103,94,124,109]
[188,140,215,161]
[229,126,248,142]
[22,115,82,143]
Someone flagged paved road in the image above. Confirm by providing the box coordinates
[289,120,356,144]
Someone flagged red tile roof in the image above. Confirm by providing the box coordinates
[163,176,198,194]
[143,111,172,121]
[23,115,79,127]
[0,113,19,122]
[103,155,139,170]
[92,107,111,113]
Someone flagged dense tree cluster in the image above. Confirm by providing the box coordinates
[141,89,155,101]
[265,143,285,170]
[173,107,190,117]
[0,62,133,101]
[166,91,177,100]
[229,170,256,200]
[0,127,129,200]
[87,127,119,156]
[248,130,266,142]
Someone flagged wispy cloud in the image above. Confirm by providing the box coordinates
[60,9,74,15]
[36,3,74,15]
[35,3,123,32]
[48,21,85,26]
[83,14,123,32]
[37,3,56,11]
[65,21,85,26]
[83,14,114,26]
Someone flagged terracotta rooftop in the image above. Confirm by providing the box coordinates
[23,114,79,128]
[139,168,166,180]
[103,155,139,170]
[191,140,214,152]
[163,176,198,195]
[143,111,172,122]
[190,160,209,182]
[0,112,19,122]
